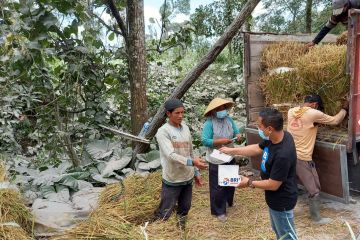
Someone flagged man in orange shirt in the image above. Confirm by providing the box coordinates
[287,94,348,224]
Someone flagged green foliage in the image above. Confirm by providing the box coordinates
[0,0,247,169]
[147,0,194,57]
[255,0,346,34]
[190,0,249,37]
[189,0,248,62]
[0,0,130,160]
[147,48,245,149]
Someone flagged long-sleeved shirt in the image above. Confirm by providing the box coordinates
[156,122,198,185]
[202,116,240,164]
[313,0,360,44]
[202,117,240,148]
[313,12,348,44]
[287,107,346,161]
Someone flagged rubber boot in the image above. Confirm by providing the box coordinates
[309,195,332,224]
[176,215,187,230]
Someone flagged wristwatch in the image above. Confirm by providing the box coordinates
[247,179,255,188]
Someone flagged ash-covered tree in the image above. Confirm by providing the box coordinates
[255,0,344,35]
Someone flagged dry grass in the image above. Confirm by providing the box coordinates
[52,210,143,240]
[53,173,162,240]
[98,172,162,224]
[336,31,348,45]
[0,165,34,239]
[52,171,359,240]
[0,225,33,240]
[261,42,307,69]
[259,43,349,122]
[294,45,348,115]
[0,162,6,182]
[0,189,33,233]
[260,71,300,107]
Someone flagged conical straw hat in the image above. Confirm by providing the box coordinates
[204,98,234,116]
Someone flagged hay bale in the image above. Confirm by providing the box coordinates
[336,31,348,45]
[294,45,348,115]
[260,43,349,118]
[259,70,301,106]
[0,189,33,233]
[261,42,307,69]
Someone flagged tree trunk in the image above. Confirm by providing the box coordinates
[131,0,261,165]
[127,0,148,135]
[224,0,233,56]
[305,0,313,33]
[54,102,80,167]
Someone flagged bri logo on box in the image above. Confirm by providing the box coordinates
[222,177,240,185]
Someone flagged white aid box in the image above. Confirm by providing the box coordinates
[218,165,240,187]
[209,149,233,164]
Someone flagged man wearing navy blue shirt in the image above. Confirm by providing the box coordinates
[220,108,297,240]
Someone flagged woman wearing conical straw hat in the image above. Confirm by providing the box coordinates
[201,97,242,222]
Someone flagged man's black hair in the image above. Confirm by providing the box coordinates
[164,98,184,113]
[259,108,283,131]
[304,94,324,111]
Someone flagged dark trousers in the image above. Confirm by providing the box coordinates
[154,181,192,220]
[209,161,235,216]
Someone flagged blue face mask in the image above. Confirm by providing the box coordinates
[258,128,269,140]
[216,110,228,119]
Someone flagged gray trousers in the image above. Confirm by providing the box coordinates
[154,181,192,220]
[296,159,320,197]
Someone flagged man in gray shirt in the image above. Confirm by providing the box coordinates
[154,98,208,229]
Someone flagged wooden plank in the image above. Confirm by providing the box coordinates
[249,43,266,58]
[247,82,265,107]
[248,111,260,123]
[249,33,338,44]
[348,10,360,154]
[312,145,343,197]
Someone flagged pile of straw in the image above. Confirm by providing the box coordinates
[52,210,143,240]
[0,189,33,233]
[53,171,358,239]
[98,172,162,224]
[260,42,349,117]
[0,163,34,239]
[295,45,348,115]
[337,31,348,45]
[261,42,307,69]
[53,173,162,240]
[0,225,32,240]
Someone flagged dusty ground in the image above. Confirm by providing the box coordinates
[159,168,360,240]
[48,169,360,240]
